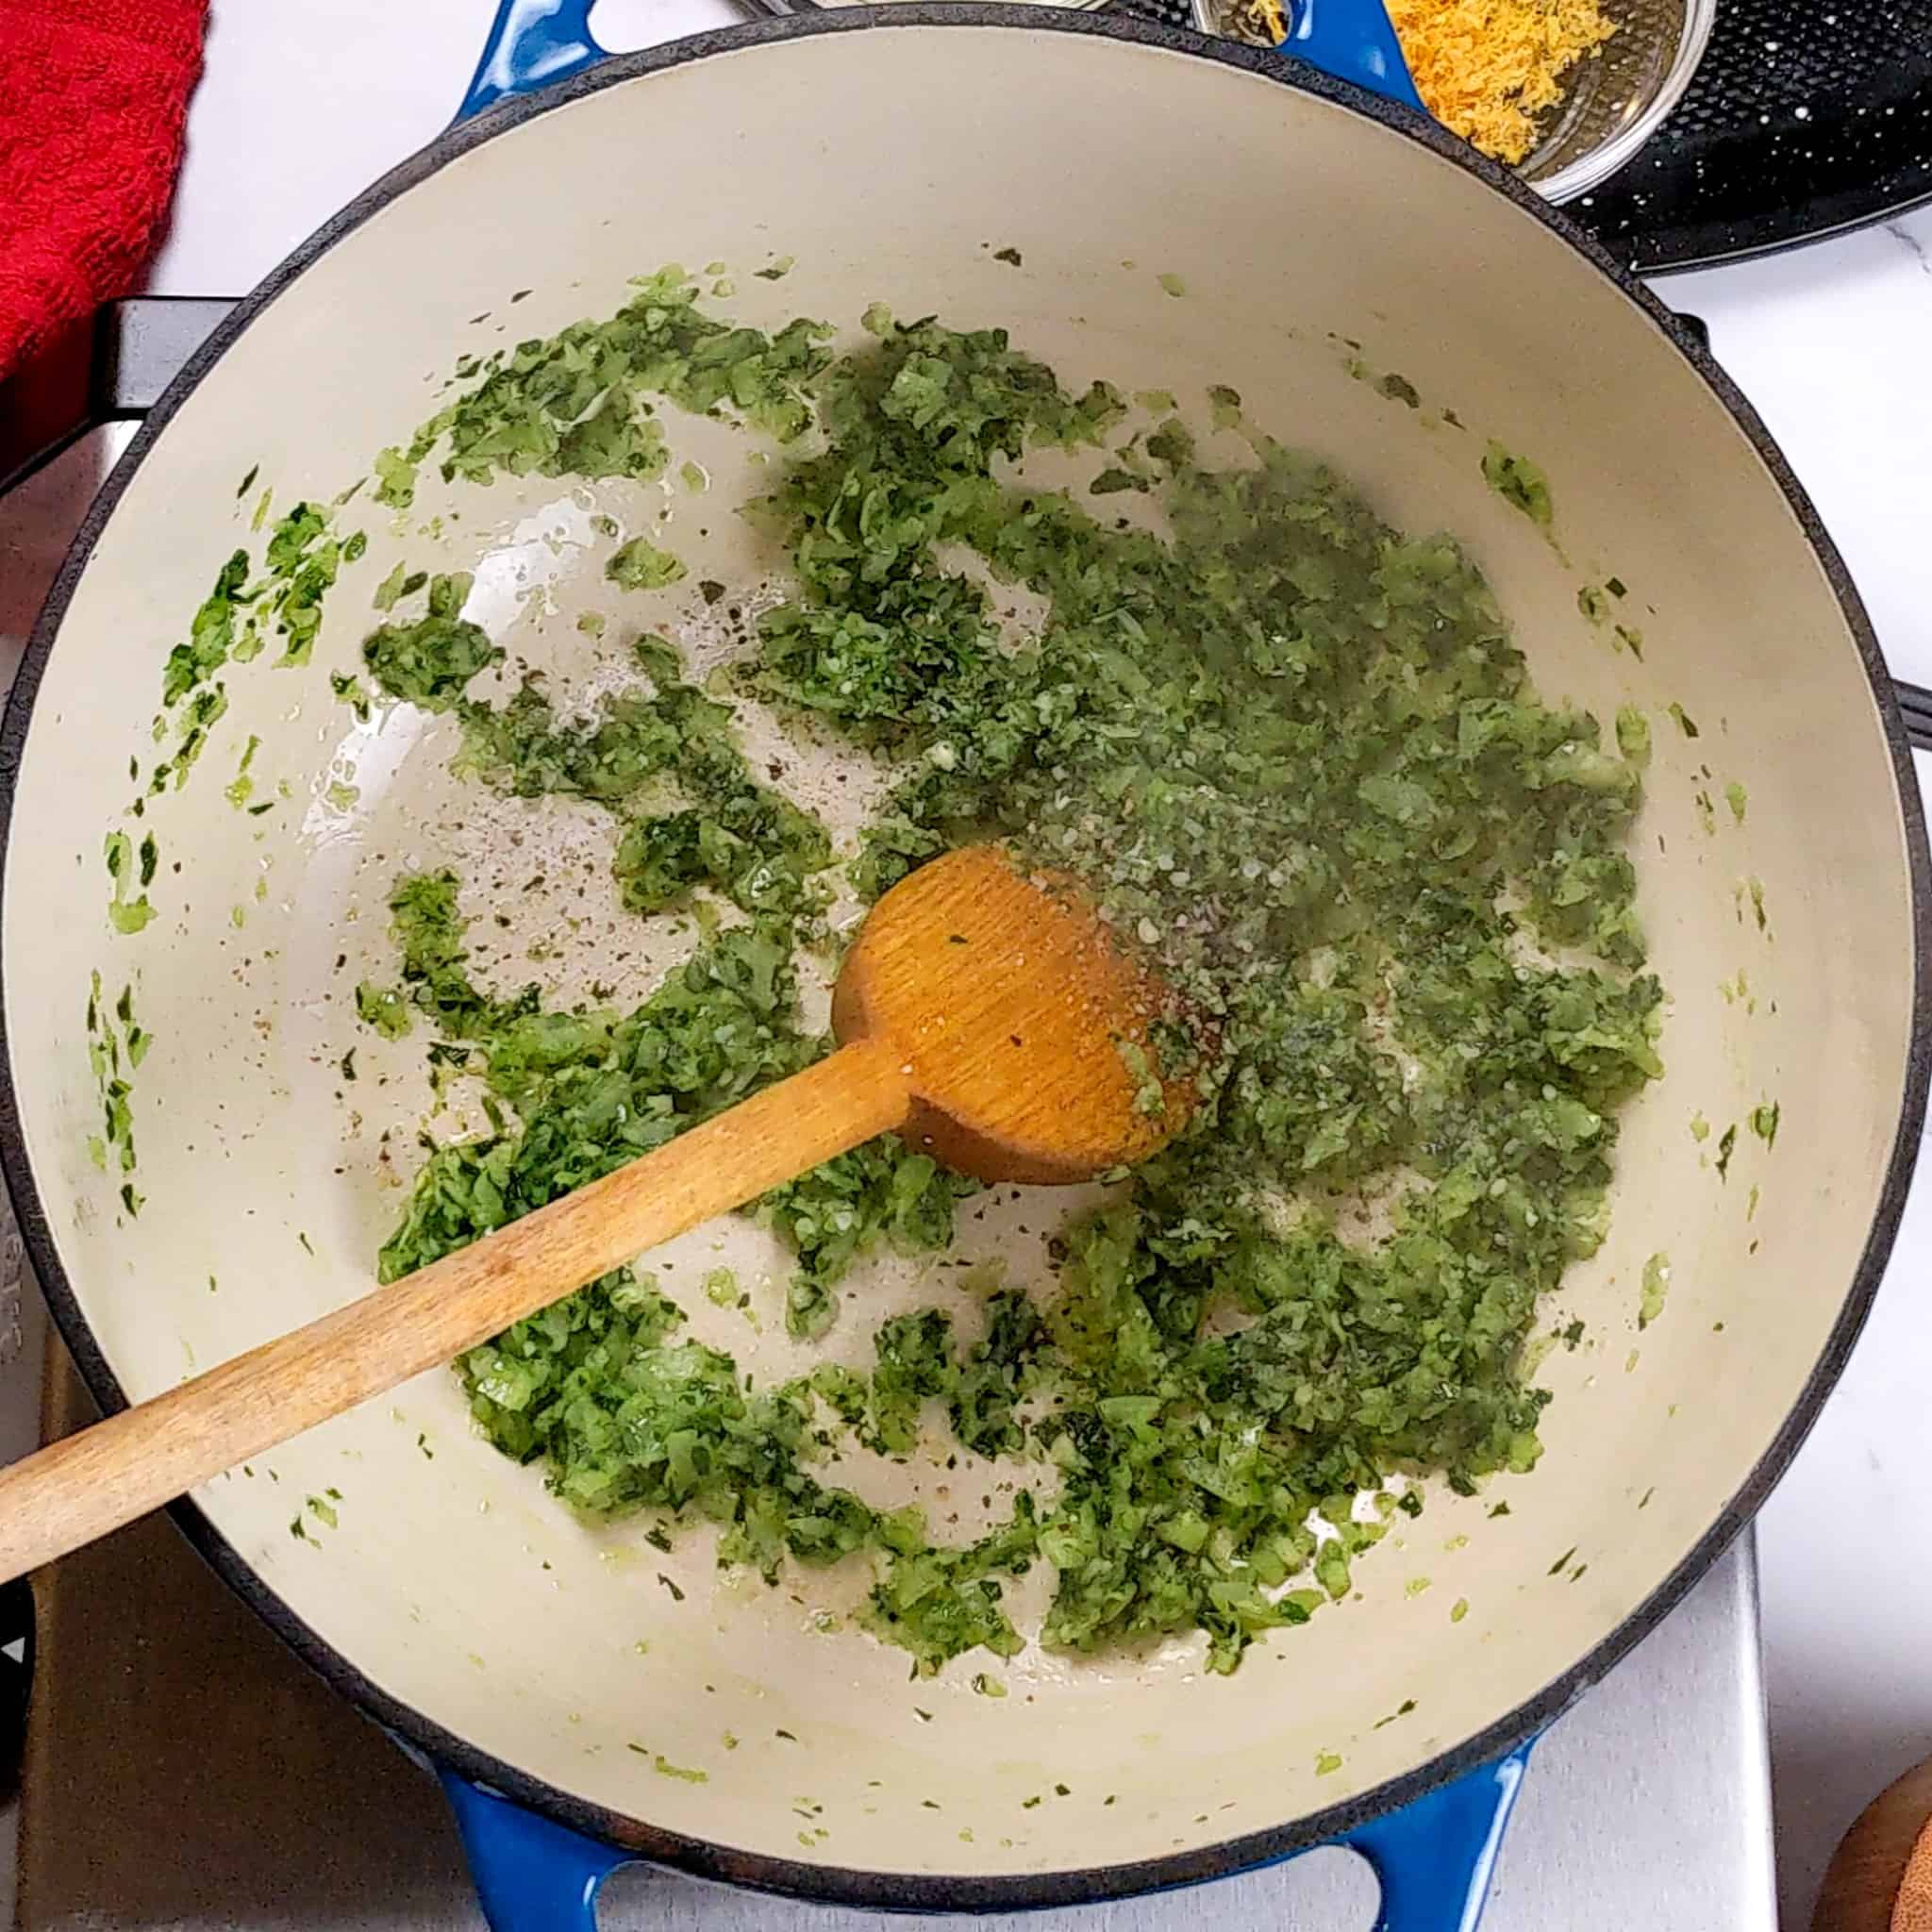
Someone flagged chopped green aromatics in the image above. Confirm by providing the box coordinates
[993,247,1024,268]
[1207,384,1243,431]
[1157,272,1188,297]
[1749,1101,1779,1148]
[1615,707,1650,766]
[1725,780,1747,824]
[1314,1751,1343,1777]
[372,560,425,613]
[1577,585,1608,624]
[104,832,156,934]
[225,734,262,809]
[1614,625,1644,660]
[1481,442,1553,526]
[346,289,1660,1679]
[355,981,414,1040]
[362,575,500,708]
[607,536,688,591]
[1667,702,1700,739]
[370,266,829,508]
[1639,1252,1670,1328]
[85,969,140,1178]
[331,671,375,721]
[1715,1123,1737,1180]
[1376,373,1422,409]
[147,504,360,805]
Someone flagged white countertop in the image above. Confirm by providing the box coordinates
[75,1,1932,1921]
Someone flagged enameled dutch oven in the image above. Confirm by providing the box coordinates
[4,7,1925,1926]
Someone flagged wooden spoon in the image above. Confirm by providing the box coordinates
[0,844,1191,1585]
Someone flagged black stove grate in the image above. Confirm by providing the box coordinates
[1574,0,1932,271]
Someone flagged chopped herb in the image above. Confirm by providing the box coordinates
[104,832,156,934]
[1639,1252,1670,1328]
[362,575,498,708]
[1481,442,1553,526]
[339,291,1662,1681]
[372,560,413,611]
[331,671,374,721]
[606,536,687,592]
[1749,1101,1779,1148]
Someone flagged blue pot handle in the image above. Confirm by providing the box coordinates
[1338,1744,1533,1931]
[454,0,1427,127]
[1280,0,1427,111]
[441,1771,632,1931]
[456,0,608,123]
[436,1742,1531,1929]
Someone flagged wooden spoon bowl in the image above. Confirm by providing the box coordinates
[0,844,1190,1584]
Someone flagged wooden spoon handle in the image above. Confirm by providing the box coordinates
[0,1036,911,1586]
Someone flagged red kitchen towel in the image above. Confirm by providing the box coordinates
[0,0,208,377]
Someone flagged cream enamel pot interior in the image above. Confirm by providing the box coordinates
[5,10,1927,1928]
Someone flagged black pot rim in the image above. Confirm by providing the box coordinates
[3,5,1926,1913]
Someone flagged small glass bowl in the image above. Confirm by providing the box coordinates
[1203,0,1716,204]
